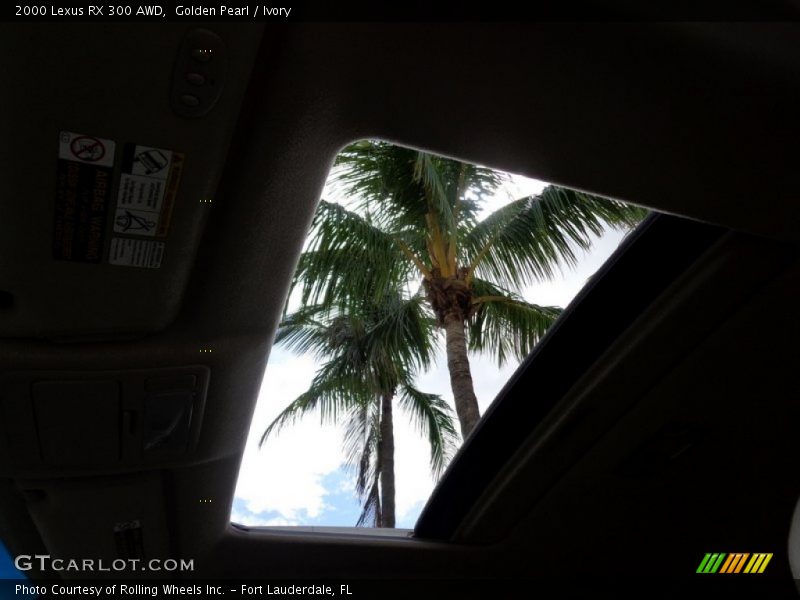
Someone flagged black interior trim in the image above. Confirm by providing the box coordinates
[0,291,13,310]
[415,213,727,539]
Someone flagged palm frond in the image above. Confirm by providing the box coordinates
[468,278,563,366]
[334,141,503,239]
[355,479,381,528]
[293,201,409,308]
[258,360,373,447]
[398,384,459,479]
[413,152,457,234]
[342,401,381,501]
[274,303,335,357]
[464,186,647,289]
[366,293,438,373]
[334,143,429,231]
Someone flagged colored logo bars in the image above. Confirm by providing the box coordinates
[696,553,773,574]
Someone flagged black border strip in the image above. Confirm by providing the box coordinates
[6,0,800,23]
[414,213,727,539]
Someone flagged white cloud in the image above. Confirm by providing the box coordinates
[230,509,297,528]
[233,350,345,521]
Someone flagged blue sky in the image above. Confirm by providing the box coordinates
[232,169,629,529]
[231,468,422,529]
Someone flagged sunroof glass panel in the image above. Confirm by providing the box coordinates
[232,140,646,529]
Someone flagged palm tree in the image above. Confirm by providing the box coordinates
[259,293,458,527]
[291,141,647,438]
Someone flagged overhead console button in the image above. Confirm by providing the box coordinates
[171,29,227,118]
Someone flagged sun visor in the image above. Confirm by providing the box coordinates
[0,24,264,338]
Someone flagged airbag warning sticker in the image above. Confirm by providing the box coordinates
[114,144,184,237]
[53,131,116,263]
[109,238,164,269]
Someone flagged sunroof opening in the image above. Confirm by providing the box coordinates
[232,140,647,530]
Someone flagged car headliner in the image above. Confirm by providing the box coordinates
[0,18,799,593]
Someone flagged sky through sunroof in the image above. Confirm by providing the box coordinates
[232,157,631,528]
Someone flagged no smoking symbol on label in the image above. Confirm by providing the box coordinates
[70,135,106,162]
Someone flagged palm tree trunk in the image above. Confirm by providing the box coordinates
[444,312,481,438]
[378,392,395,527]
